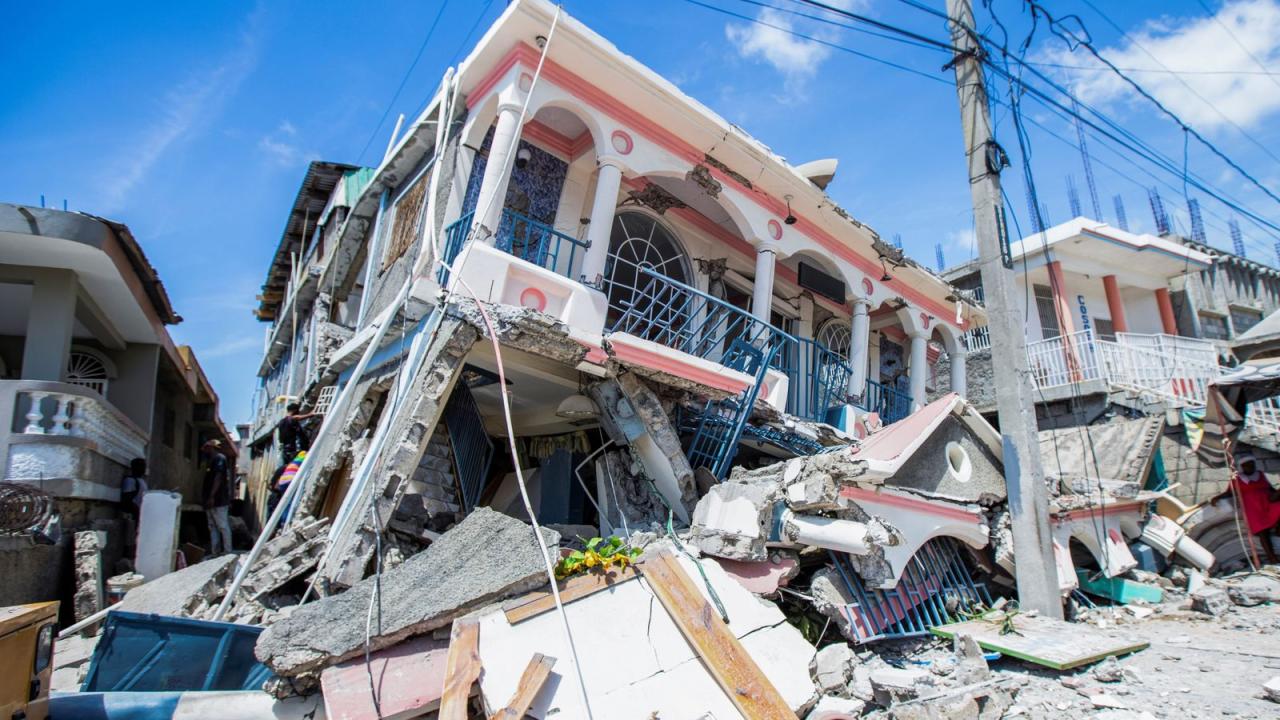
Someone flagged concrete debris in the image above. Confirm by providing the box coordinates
[255,507,558,683]
[811,642,855,695]
[951,633,990,685]
[806,694,868,719]
[1264,676,1280,703]
[117,554,239,618]
[1091,656,1125,683]
[1225,574,1280,606]
[237,517,330,602]
[870,667,935,705]
[1189,586,1230,616]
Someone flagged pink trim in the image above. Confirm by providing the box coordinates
[464,43,962,329]
[573,339,610,365]
[767,219,782,241]
[1053,500,1145,523]
[522,119,575,157]
[608,337,752,394]
[862,277,874,296]
[568,131,593,159]
[518,287,548,312]
[839,486,982,523]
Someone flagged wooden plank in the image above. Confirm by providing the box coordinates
[488,653,556,720]
[639,550,796,720]
[503,566,639,625]
[930,614,1149,671]
[439,617,482,720]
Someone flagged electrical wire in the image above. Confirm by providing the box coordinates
[355,0,452,166]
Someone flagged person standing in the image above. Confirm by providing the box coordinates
[276,403,321,467]
[202,439,233,556]
[119,457,148,561]
[1230,454,1280,564]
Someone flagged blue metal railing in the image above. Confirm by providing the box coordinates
[774,337,854,425]
[437,211,475,284]
[443,382,494,512]
[495,209,589,278]
[862,379,913,425]
[828,538,993,644]
[607,265,783,361]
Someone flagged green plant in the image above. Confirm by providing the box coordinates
[554,536,642,580]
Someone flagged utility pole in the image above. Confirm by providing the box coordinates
[945,0,1061,618]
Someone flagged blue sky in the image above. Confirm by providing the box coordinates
[4,0,1280,427]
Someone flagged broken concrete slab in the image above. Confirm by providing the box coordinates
[319,310,480,590]
[807,694,868,719]
[256,507,558,679]
[870,667,934,705]
[117,554,239,618]
[689,480,778,561]
[1226,574,1280,607]
[237,517,329,602]
[812,642,855,695]
[615,372,698,518]
[1190,586,1230,616]
[474,547,816,718]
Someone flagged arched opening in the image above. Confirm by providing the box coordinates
[602,210,692,328]
[65,347,115,396]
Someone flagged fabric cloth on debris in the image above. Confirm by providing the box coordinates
[1231,465,1280,534]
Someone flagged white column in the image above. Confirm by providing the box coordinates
[908,331,929,410]
[752,243,778,324]
[22,269,77,381]
[472,102,523,242]
[847,299,871,400]
[580,156,625,287]
[950,349,968,399]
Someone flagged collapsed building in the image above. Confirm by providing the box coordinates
[43,1,1280,718]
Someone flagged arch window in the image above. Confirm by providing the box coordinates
[816,317,852,358]
[602,211,691,324]
[65,350,111,395]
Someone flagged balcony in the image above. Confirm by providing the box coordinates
[1,380,148,501]
[440,209,588,286]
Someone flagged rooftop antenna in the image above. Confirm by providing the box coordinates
[1229,217,1245,257]
[40,194,46,208]
[935,242,946,271]
[1024,182,1042,233]
[1066,175,1082,218]
[892,233,903,249]
[1113,195,1129,231]
[1072,99,1103,220]
[1148,188,1170,235]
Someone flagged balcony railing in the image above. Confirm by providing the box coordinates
[495,209,589,279]
[606,264,785,361]
[438,210,475,284]
[774,337,854,425]
[864,379,914,425]
[4,380,147,468]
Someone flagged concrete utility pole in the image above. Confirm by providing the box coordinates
[945,0,1062,618]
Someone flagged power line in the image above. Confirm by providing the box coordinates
[1192,0,1280,93]
[354,0,452,166]
[1076,0,1280,168]
[1027,60,1280,77]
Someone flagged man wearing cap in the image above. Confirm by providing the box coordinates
[202,439,234,556]
[1230,453,1280,564]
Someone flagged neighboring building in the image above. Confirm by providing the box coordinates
[1168,236,1280,354]
[243,0,980,588]
[941,216,1280,504]
[0,203,234,610]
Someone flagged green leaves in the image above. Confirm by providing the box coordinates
[554,536,643,580]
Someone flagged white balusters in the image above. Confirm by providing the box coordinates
[23,391,47,433]
[51,395,72,435]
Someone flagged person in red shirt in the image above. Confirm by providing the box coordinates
[1230,454,1280,564]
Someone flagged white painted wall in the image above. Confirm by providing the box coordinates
[1120,287,1163,335]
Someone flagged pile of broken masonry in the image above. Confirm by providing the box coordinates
[53,397,1280,719]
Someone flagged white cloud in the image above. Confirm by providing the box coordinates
[96,5,264,212]
[724,1,867,88]
[258,120,315,168]
[941,227,976,266]
[1042,0,1280,130]
[198,334,262,359]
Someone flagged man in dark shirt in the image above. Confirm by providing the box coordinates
[202,439,233,556]
[277,403,321,466]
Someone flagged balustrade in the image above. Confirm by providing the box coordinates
[4,380,147,467]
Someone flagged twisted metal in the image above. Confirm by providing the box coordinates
[0,482,56,534]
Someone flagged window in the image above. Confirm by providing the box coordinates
[602,212,690,326]
[1231,307,1263,335]
[1199,313,1230,340]
[1033,284,1061,339]
[1094,318,1116,342]
[381,174,428,271]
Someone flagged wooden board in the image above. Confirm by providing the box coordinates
[439,618,482,720]
[489,653,555,720]
[502,566,638,625]
[930,614,1149,671]
[639,549,796,720]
